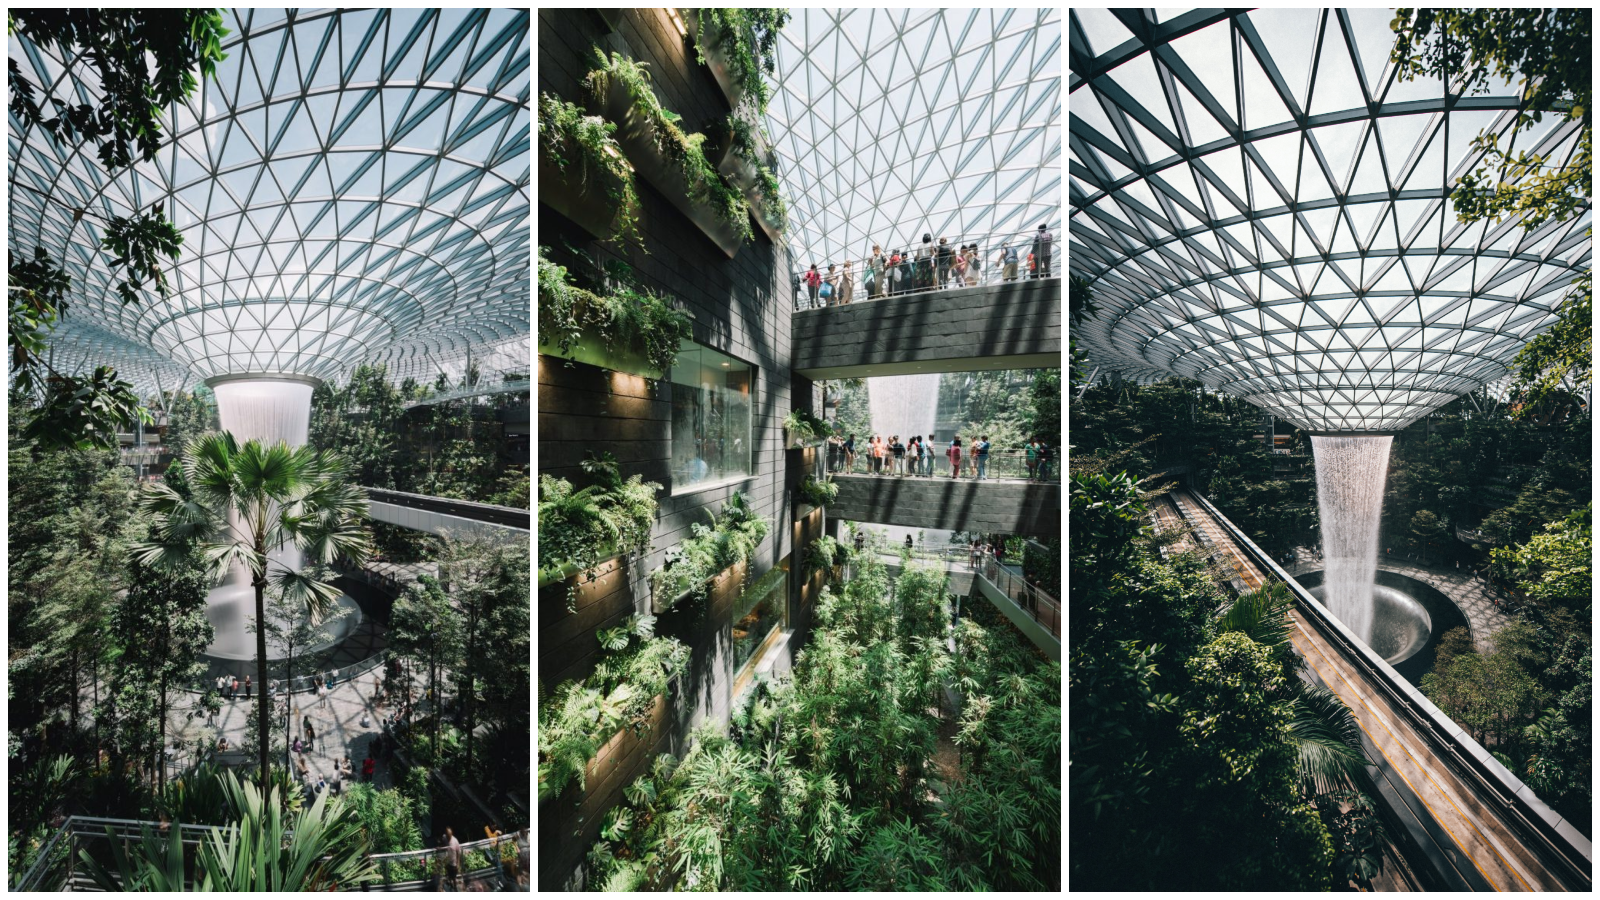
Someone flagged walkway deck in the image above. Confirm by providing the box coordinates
[1170,488,1587,892]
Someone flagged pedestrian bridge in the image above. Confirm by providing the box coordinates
[363,487,527,542]
[828,474,1059,536]
[790,276,1060,379]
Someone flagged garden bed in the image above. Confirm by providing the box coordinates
[536,326,663,381]
[590,79,745,258]
[536,136,634,242]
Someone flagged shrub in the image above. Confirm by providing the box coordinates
[536,93,642,246]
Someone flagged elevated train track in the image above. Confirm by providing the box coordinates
[1167,487,1591,892]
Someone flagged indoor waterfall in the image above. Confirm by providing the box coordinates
[203,376,361,660]
[1310,435,1393,647]
[867,373,941,439]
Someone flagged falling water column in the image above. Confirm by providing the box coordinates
[201,375,319,659]
[1310,435,1393,647]
[867,373,941,440]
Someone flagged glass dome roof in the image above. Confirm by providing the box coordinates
[1069,8,1590,431]
[8,8,530,393]
[768,7,1062,266]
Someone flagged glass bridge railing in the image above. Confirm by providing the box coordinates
[825,448,1061,482]
[793,227,1059,311]
[12,815,527,892]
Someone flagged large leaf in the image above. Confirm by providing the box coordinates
[1288,684,1368,795]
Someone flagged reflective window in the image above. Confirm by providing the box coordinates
[670,341,754,493]
[733,566,787,676]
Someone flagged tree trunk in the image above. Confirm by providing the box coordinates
[158,679,167,794]
[254,574,271,792]
[70,647,80,759]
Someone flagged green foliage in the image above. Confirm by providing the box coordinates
[342,783,424,856]
[537,92,643,247]
[77,770,375,890]
[692,9,791,113]
[8,11,225,450]
[585,539,1058,891]
[585,50,752,242]
[1490,503,1591,614]
[1070,467,1354,890]
[136,433,373,790]
[650,492,771,611]
[724,113,788,229]
[783,407,831,445]
[538,614,689,802]
[1391,9,1591,406]
[1068,276,1099,388]
[799,474,838,508]
[537,452,661,604]
[806,535,841,579]
[536,248,694,376]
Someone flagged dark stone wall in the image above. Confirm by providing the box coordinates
[537,8,796,891]
[829,474,1061,536]
[790,278,1062,378]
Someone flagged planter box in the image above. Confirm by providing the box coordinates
[537,328,662,381]
[590,79,744,258]
[536,544,620,589]
[537,135,635,242]
[650,558,745,614]
[684,9,746,112]
[718,146,784,243]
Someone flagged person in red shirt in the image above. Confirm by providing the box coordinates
[947,437,963,478]
[362,755,376,782]
[804,264,821,308]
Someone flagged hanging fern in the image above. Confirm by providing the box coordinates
[536,92,643,247]
[538,248,694,376]
[651,492,772,612]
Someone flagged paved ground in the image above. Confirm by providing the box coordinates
[1287,550,1516,654]
[165,665,429,796]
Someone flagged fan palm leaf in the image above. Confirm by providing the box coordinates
[1288,683,1368,795]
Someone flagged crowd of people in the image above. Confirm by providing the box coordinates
[797,224,1054,309]
[827,432,1055,481]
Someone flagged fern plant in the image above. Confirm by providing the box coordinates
[536,92,642,247]
[537,452,662,609]
[783,407,831,446]
[650,492,771,612]
[586,49,752,242]
[691,9,791,114]
[538,248,693,376]
[538,614,689,802]
[799,474,839,508]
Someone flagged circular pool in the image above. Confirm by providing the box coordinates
[1294,569,1470,686]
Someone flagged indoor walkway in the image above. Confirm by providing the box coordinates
[1172,488,1586,891]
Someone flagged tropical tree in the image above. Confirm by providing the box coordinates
[135,434,373,791]
[7,10,228,449]
[106,557,211,792]
[388,574,464,759]
[1391,8,1592,411]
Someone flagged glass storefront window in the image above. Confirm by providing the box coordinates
[733,566,787,675]
[670,340,754,493]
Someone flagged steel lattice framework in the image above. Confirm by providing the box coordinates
[8,8,530,395]
[767,7,1062,267]
[1069,8,1591,431]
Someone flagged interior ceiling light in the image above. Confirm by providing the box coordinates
[8,8,532,395]
[1069,8,1590,432]
[765,8,1063,266]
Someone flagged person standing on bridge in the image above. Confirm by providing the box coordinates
[998,241,1019,281]
[923,433,936,475]
[1025,440,1039,480]
[947,437,962,478]
[843,433,856,473]
[975,434,991,480]
[1032,224,1053,278]
[804,264,820,308]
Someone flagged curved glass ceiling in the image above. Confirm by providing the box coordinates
[1069,8,1591,431]
[768,7,1062,266]
[8,8,531,393]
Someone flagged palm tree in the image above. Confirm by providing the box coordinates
[1213,582,1368,793]
[136,433,373,790]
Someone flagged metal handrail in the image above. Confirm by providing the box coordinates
[978,555,1061,638]
[793,227,1058,309]
[14,814,525,892]
[364,486,530,529]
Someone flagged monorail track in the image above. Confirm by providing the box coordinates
[1167,488,1591,892]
